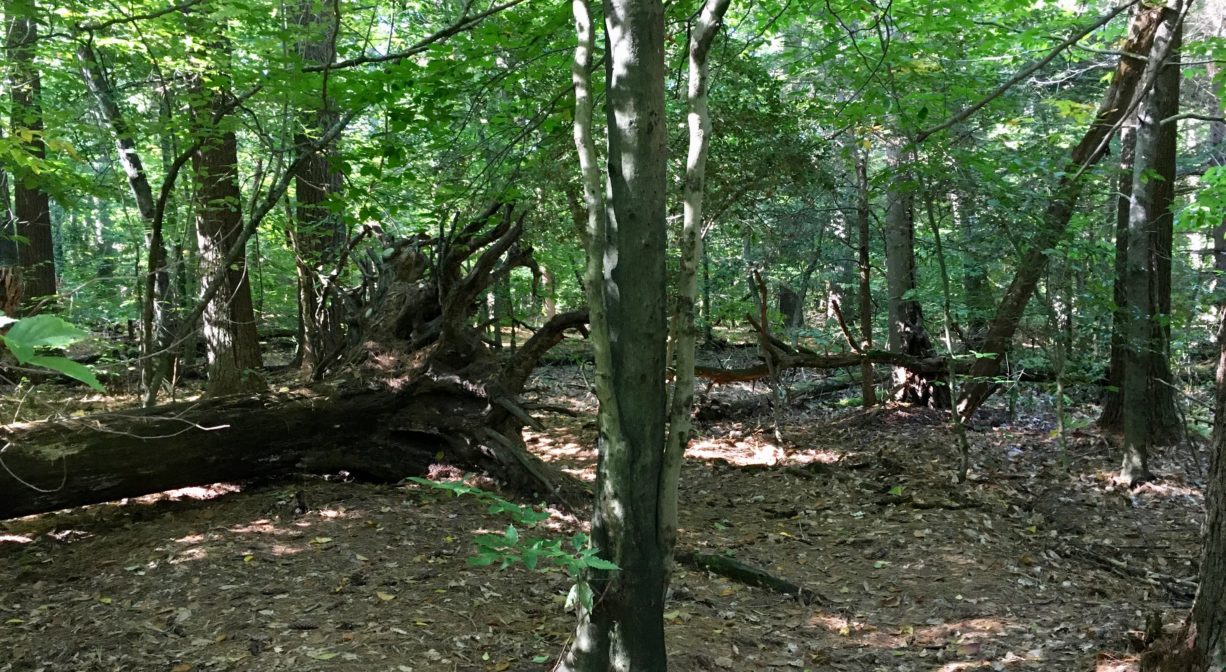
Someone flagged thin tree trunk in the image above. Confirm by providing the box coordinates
[1101,114,1137,432]
[76,42,176,392]
[957,4,1169,419]
[5,0,55,307]
[855,148,876,407]
[662,0,732,581]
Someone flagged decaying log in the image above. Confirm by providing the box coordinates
[676,550,824,605]
[1,205,593,520]
[694,349,953,385]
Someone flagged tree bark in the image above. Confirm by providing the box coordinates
[1101,114,1137,433]
[957,4,1168,420]
[661,0,731,588]
[562,0,669,666]
[190,81,266,395]
[855,148,877,407]
[884,143,942,406]
[0,143,21,316]
[5,0,55,308]
[292,0,346,374]
[1120,6,1183,483]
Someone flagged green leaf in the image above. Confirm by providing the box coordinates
[583,555,619,571]
[4,314,88,362]
[25,355,105,391]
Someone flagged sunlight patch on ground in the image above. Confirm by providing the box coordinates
[786,448,844,465]
[132,482,242,504]
[170,546,208,564]
[229,520,298,535]
[688,437,785,466]
[915,618,1006,645]
[0,534,33,544]
[1095,654,1140,671]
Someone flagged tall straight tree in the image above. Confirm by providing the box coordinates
[884,143,941,405]
[662,0,732,573]
[5,0,55,307]
[186,17,264,396]
[1118,5,1184,483]
[562,0,668,667]
[292,0,345,372]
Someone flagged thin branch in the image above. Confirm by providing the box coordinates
[76,0,203,32]
[305,0,528,72]
[916,0,1140,143]
[1162,112,1226,125]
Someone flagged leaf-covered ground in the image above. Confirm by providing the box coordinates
[0,363,1208,672]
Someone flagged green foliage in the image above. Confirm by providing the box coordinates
[406,477,617,612]
[0,314,104,391]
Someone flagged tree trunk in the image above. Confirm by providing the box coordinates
[884,143,942,406]
[0,149,21,316]
[661,0,731,589]
[949,189,991,347]
[855,148,876,407]
[957,4,1168,420]
[1101,115,1137,433]
[190,83,266,395]
[76,41,177,393]
[1121,7,1183,483]
[562,0,670,666]
[292,0,346,373]
[5,0,55,308]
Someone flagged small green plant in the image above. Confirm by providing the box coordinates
[0,313,104,391]
[406,476,618,611]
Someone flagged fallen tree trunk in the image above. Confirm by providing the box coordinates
[1,205,592,520]
[695,349,950,385]
[0,387,400,518]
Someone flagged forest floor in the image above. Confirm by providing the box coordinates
[0,347,1210,672]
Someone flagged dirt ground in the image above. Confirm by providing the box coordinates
[0,363,1208,672]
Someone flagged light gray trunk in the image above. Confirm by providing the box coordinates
[662,0,731,583]
[1121,5,1183,483]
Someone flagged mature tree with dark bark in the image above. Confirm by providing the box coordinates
[186,22,265,395]
[1117,5,1184,483]
[5,0,55,308]
[292,0,346,372]
[884,143,942,406]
